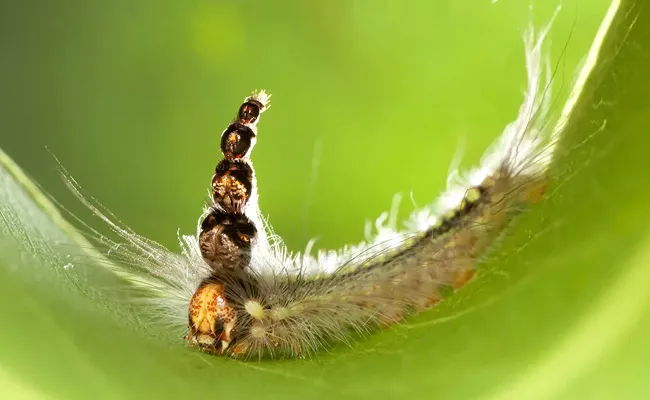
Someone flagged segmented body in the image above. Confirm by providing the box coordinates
[186,91,548,357]
[66,17,559,359]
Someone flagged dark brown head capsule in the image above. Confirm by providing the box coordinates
[221,123,256,159]
[211,159,254,214]
[238,101,262,124]
[199,209,257,272]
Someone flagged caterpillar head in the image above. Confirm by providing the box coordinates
[186,282,238,353]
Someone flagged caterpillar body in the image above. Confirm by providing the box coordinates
[67,17,562,359]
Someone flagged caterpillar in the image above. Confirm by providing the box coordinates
[62,15,564,359]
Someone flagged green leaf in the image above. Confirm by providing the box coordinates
[2,0,649,399]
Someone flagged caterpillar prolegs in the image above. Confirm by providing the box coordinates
[183,22,557,357]
[69,18,561,359]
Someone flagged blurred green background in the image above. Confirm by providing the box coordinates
[0,0,608,252]
[6,1,642,399]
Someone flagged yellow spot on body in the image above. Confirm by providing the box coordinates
[443,209,456,220]
[244,300,265,320]
[465,187,481,202]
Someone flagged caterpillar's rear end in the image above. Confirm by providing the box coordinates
[183,17,560,358]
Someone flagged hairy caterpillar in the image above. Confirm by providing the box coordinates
[58,15,566,359]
